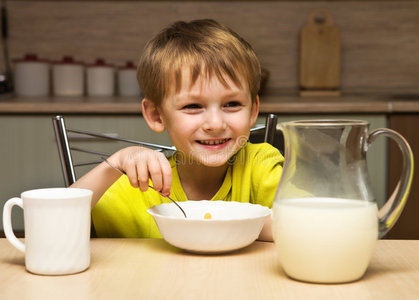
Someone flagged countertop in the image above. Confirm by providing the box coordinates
[1,239,419,299]
[1,95,419,114]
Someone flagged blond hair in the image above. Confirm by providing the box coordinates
[137,19,261,106]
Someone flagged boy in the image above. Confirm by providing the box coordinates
[71,19,284,241]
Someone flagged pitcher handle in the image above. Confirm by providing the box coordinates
[2,197,25,252]
[367,128,414,238]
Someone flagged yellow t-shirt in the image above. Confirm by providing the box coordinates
[92,142,284,238]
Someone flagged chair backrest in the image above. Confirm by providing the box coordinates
[52,114,280,187]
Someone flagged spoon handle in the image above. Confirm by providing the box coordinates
[102,157,187,218]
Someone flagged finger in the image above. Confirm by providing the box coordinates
[137,155,150,192]
[159,154,172,196]
[147,156,164,192]
[124,160,139,188]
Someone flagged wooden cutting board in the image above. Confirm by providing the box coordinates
[299,10,341,96]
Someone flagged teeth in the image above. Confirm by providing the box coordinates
[200,139,228,145]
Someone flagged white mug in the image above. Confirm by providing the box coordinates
[3,188,92,275]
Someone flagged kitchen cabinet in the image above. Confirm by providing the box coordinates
[0,115,171,234]
[387,114,419,239]
[0,113,389,237]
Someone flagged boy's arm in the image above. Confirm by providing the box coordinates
[258,215,273,242]
[70,146,172,208]
[252,145,283,243]
[70,161,122,209]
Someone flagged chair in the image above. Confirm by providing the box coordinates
[52,114,280,238]
[52,114,279,187]
[249,114,282,150]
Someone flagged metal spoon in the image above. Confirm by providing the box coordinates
[102,157,187,218]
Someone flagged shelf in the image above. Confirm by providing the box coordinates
[1,95,419,114]
[7,0,419,2]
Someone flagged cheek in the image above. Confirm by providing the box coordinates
[172,118,196,132]
[166,118,197,141]
[230,113,253,131]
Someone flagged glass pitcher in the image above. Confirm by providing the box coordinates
[272,119,414,283]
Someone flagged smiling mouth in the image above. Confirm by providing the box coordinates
[197,138,231,145]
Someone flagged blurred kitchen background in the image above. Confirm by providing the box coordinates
[1,1,419,95]
[1,0,419,239]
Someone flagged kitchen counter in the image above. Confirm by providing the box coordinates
[1,95,419,114]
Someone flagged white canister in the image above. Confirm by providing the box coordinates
[86,58,115,97]
[52,56,84,97]
[13,54,50,97]
[117,61,140,97]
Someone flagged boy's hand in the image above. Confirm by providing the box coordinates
[109,146,172,196]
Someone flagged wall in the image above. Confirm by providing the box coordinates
[1,0,419,96]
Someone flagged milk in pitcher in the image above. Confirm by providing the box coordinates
[272,198,378,283]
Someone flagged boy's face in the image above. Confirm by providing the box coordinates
[158,70,259,167]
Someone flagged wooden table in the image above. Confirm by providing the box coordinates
[1,239,419,299]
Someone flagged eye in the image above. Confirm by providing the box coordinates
[224,101,243,112]
[181,103,204,114]
[182,103,202,110]
[225,101,241,108]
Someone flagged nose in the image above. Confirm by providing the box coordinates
[202,108,226,132]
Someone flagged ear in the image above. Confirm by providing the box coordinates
[249,95,260,127]
[142,98,165,133]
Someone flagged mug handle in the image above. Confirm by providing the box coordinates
[367,128,414,238]
[3,197,25,252]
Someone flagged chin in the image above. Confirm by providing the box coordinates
[201,161,228,168]
[197,153,236,167]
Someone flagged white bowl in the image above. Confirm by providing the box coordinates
[147,200,271,254]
